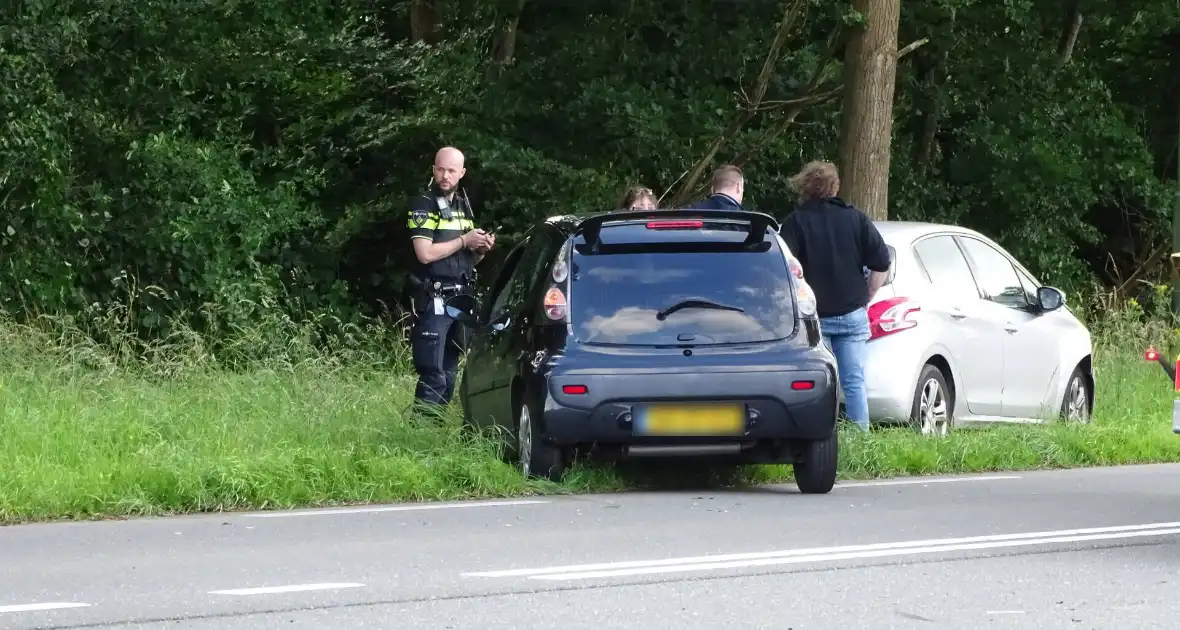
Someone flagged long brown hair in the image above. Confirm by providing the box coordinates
[788,161,840,202]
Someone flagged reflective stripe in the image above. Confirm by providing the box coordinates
[408,215,441,230]
[437,217,474,231]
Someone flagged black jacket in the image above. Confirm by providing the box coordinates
[686,193,743,210]
[778,197,891,318]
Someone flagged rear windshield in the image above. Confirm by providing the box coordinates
[569,226,796,346]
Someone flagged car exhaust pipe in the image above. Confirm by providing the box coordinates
[625,444,744,457]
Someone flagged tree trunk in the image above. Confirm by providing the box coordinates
[1055,0,1083,68]
[410,0,440,44]
[916,54,946,177]
[492,0,527,64]
[837,0,902,220]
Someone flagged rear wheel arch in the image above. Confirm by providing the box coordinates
[924,354,956,406]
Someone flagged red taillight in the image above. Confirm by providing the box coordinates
[562,384,588,395]
[1146,346,1160,361]
[543,287,567,320]
[791,380,815,390]
[646,220,703,229]
[868,297,920,340]
[787,256,804,279]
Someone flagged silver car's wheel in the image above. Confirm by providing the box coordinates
[911,363,952,438]
[920,378,949,437]
[517,403,533,478]
[1062,369,1091,424]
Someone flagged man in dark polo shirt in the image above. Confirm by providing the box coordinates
[778,161,890,432]
[686,164,745,210]
[406,146,494,409]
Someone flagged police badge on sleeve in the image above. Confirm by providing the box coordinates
[411,208,429,228]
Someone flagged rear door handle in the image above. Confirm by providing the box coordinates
[1004,322,1019,333]
[950,307,967,319]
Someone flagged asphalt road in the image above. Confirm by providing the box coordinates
[6,464,1180,629]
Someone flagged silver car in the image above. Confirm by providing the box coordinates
[861,221,1094,435]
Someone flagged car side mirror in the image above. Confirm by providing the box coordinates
[444,294,480,325]
[1036,286,1065,312]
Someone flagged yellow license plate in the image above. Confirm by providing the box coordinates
[634,403,745,436]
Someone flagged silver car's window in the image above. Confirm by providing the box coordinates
[912,235,981,302]
[958,237,1030,309]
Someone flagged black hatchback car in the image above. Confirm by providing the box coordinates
[443,207,841,493]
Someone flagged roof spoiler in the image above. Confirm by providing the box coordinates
[575,208,780,252]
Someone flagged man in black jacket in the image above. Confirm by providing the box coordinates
[779,161,891,432]
[686,164,744,209]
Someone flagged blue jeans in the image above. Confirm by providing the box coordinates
[821,307,871,431]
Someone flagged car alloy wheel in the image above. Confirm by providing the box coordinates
[919,376,949,437]
[1064,372,1090,424]
[517,403,533,478]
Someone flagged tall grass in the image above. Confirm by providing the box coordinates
[2,285,1179,524]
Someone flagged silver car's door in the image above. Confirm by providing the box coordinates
[911,234,1006,417]
[956,236,1063,419]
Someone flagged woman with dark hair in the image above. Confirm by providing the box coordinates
[779,160,891,432]
[619,186,659,210]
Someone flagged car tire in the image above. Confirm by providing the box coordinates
[792,429,838,494]
[911,363,953,437]
[1060,365,1091,424]
[514,398,566,482]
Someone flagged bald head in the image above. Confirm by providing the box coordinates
[433,146,466,194]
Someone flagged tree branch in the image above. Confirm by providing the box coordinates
[897,37,929,58]
[752,40,926,113]
[728,37,928,177]
[668,0,806,206]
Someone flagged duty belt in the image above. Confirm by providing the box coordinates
[429,281,466,297]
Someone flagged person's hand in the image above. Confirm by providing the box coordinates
[470,230,495,254]
[462,229,490,251]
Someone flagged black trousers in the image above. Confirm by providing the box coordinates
[410,294,469,405]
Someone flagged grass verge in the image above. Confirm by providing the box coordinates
[2,297,1179,524]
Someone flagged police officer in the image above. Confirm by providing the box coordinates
[407,146,495,408]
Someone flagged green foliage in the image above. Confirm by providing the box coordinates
[1,0,1178,337]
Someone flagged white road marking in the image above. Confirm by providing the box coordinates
[464,521,1180,581]
[245,498,550,518]
[986,610,1027,615]
[0,602,91,613]
[836,475,1021,488]
[209,583,365,596]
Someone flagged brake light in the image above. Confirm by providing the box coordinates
[868,297,920,340]
[543,287,567,320]
[787,256,804,279]
[562,384,588,395]
[646,220,703,229]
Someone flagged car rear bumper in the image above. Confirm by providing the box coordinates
[864,333,925,424]
[542,363,839,445]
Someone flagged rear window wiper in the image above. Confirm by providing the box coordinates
[655,298,746,321]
